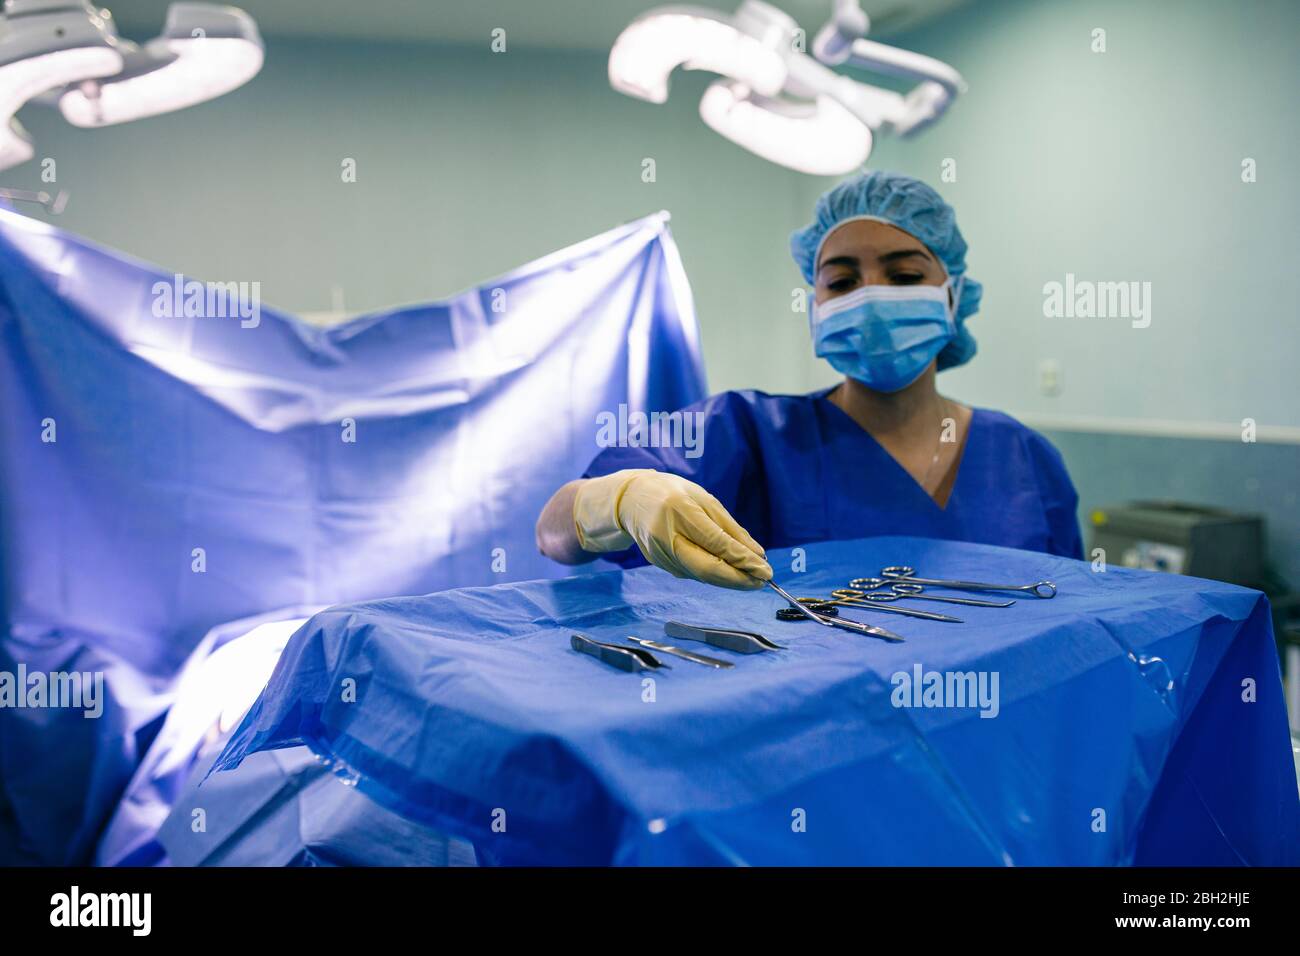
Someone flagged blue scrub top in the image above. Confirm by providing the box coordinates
[583,388,1084,565]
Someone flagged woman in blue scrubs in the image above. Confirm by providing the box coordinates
[537,171,1083,588]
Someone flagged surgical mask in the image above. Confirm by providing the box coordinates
[810,278,959,393]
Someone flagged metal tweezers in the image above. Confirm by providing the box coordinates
[624,635,735,669]
[663,621,784,654]
[571,633,668,672]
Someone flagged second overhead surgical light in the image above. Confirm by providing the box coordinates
[608,0,967,175]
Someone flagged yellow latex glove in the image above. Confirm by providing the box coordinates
[573,469,772,590]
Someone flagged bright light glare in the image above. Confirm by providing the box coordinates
[157,617,309,774]
[699,80,872,176]
[0,46,123,169]
[609,13,787,104]
[59,36,263,127]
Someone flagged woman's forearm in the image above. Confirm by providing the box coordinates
[536,479,600,565]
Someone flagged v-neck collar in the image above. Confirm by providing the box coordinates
[812,386,980,514]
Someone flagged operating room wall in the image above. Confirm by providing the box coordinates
[837,0,1300,585]
[6,36,823,398]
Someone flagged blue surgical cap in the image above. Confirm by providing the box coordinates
[790,170,982,371]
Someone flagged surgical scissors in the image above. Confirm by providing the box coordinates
[840,582,1014,608]
[871,566,1057,599]
[801,590,962,623]
[766,579,905,642]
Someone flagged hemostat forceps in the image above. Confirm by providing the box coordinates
[843,581,1015,608]
[822,588,962,623]
[872,566,1058,599]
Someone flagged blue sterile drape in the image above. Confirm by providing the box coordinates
[212,535,1300,866]
[0,208,705,863]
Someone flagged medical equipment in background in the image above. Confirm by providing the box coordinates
[0,183,64,210]
[1090,502,1300,736]
[0,0,262,172]
[608,0,965,175]
[1089,501,1265,589]
[1283,623,1300,736]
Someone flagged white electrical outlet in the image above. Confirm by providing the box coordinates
[1038,359,1061,396]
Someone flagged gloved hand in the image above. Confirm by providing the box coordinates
[574,469,772,590]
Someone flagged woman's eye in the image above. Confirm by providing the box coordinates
[827,277,858,292]
[890,273,924,285]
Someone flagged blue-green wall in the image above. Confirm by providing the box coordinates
[853,0,1299,430]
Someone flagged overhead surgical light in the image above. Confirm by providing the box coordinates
[0,0,263,172]
[59,2,263,127]
[608,0,966,175]
[0,1,123,170]
[699,80,872,178]
[608,6,789,104]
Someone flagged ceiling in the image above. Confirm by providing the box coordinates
[106,0,970,50]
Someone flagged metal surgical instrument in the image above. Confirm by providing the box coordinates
[623,635,735,669]
[821,589,963,623]
[840,581,1015,608]
[775,601,840,620]
[872,566,1058,599]
[571,633,669,672]
[765,579,905,643]
[664,621,784,654]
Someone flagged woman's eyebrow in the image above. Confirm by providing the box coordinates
[877,248,934,264]
[818,248,934,275]
[817,255,859,274]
